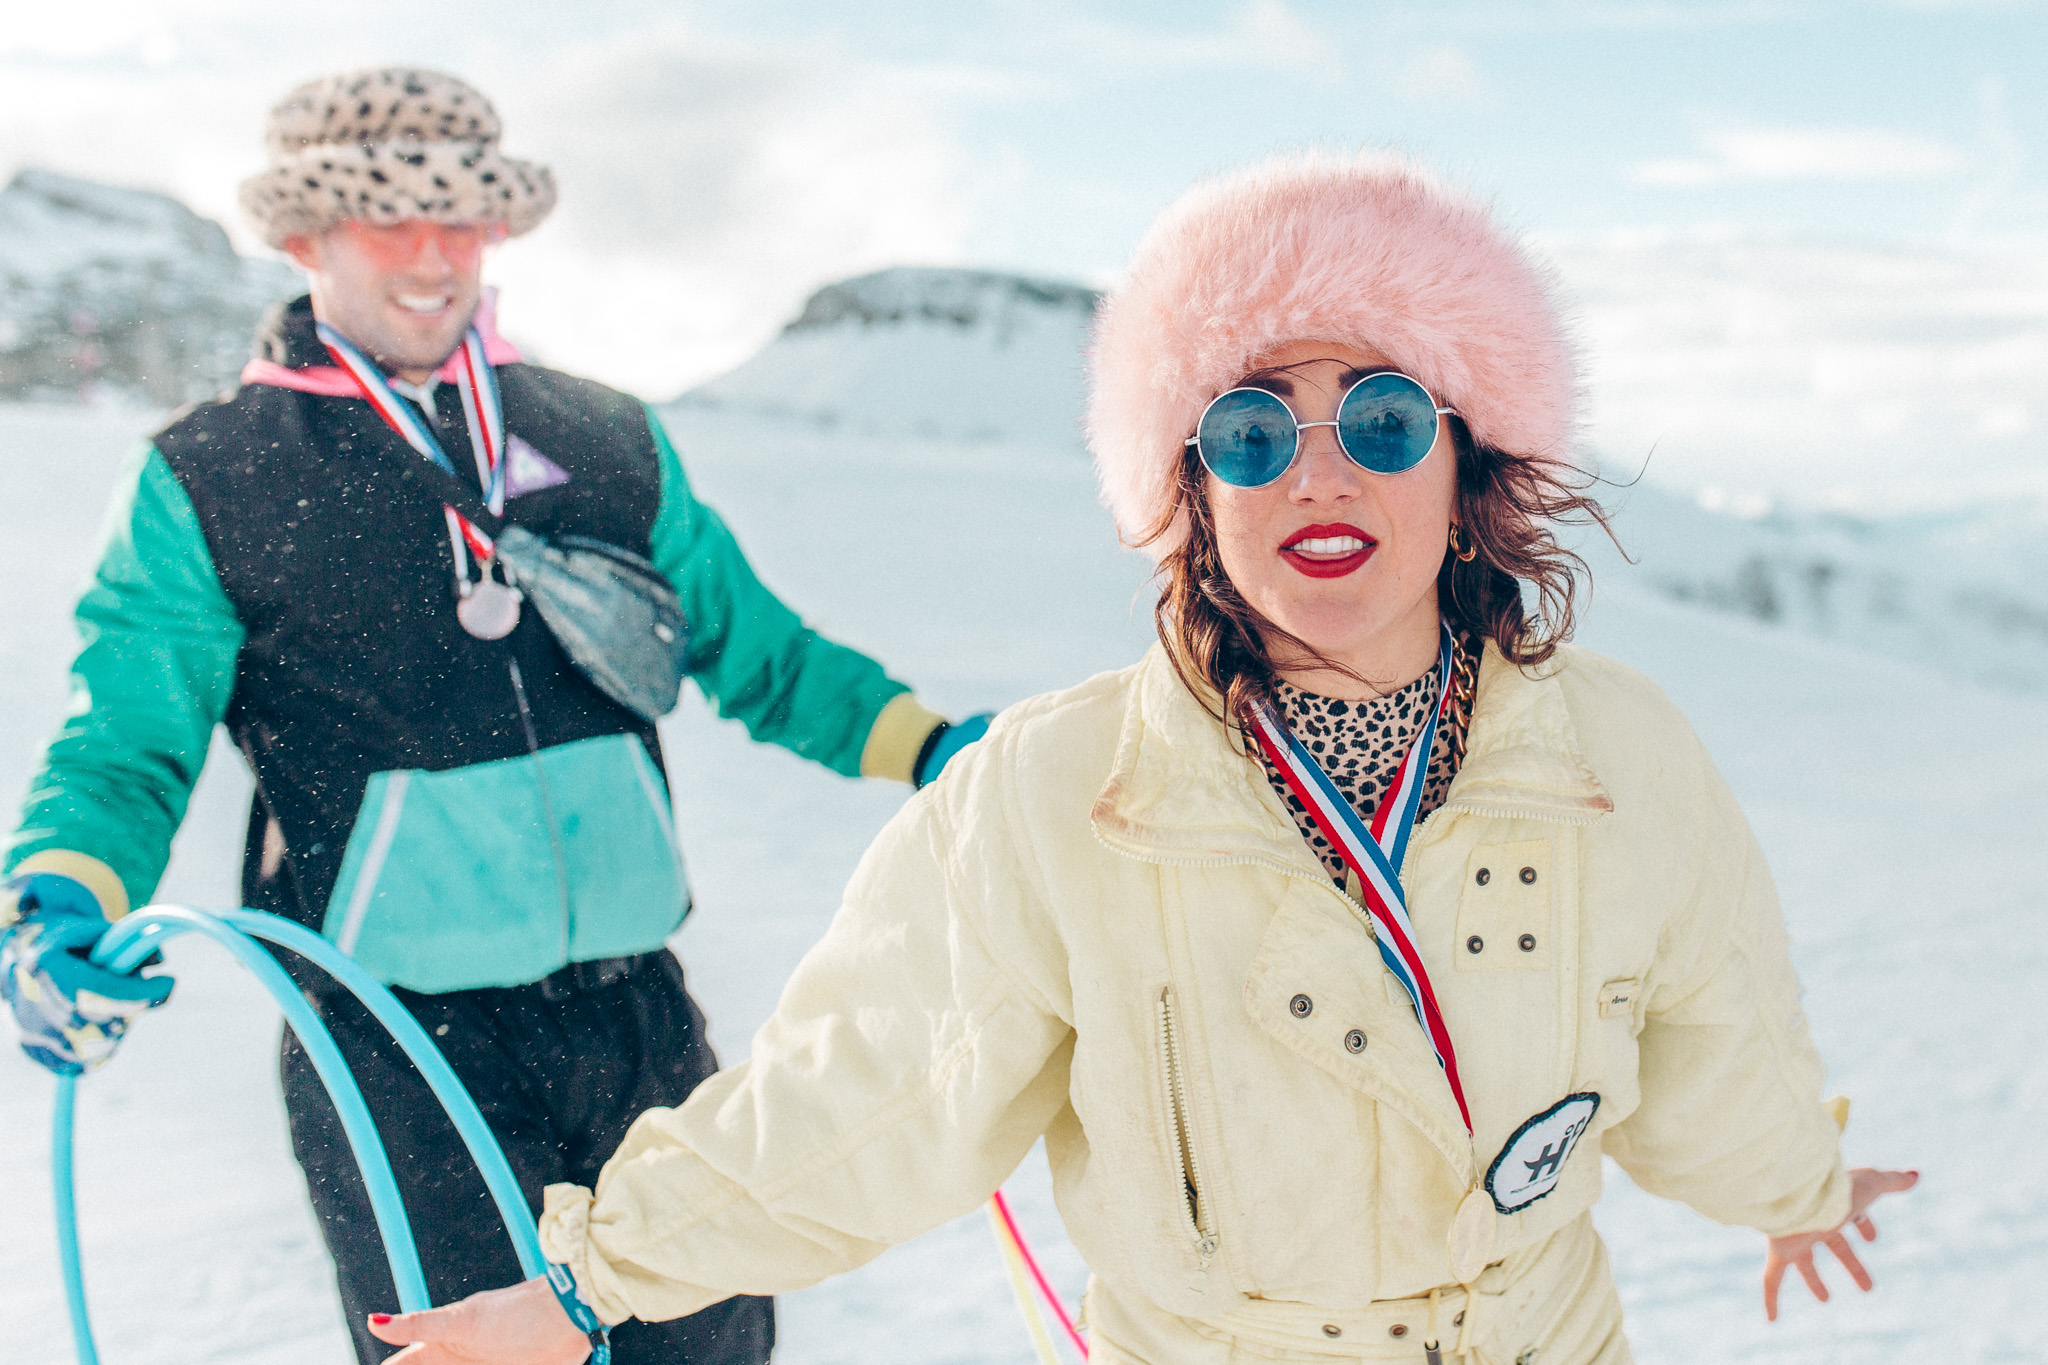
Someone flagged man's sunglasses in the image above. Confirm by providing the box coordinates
[1184,372,1458,488]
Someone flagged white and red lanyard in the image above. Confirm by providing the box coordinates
[316,320,506,569]
[1248,625,1472,1133]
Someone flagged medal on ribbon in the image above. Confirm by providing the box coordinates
[318,320,521,639]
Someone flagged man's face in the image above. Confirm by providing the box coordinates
[284,221,499,381]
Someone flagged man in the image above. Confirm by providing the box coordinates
[0,68,984,1364]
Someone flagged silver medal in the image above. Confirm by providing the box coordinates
[457,563,523,640]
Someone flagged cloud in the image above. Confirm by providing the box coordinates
[1390,44,1490,106]
[1546,229,2048,508]
[1637,125,1970,185]
[481,31,969,396]
[1016,0,1341,82]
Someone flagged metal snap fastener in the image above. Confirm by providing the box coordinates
[1519,934,1537,952]
[1466,935,1484,954]
[1475,868,1491,886]
[1389,1323,1409,1338]
[1322,1324,1342,1338]
[1290,993,1313,1018]
[1520,866,1537,884]
[1344,1028,1367,1053]
[1453,1311,1465,1327]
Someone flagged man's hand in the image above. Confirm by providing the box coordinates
[0,872,172,1076]
[368,1276,594,1364]
[915,713,992,789]
[1763,1166,1919,1321]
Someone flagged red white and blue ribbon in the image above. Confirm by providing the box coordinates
[316,320,507,516]
[1248,625,1472,1133]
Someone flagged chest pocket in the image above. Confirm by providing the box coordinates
[1453,839,1554,974]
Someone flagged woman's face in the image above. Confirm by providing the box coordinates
[1205,339,1458,692]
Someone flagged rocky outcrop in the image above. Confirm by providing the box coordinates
[0,169,297,406]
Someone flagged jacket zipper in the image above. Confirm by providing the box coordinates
[507,658,574,958]
[1157,985,1219,1264]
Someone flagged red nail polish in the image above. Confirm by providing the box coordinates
[370,1314,393,1325]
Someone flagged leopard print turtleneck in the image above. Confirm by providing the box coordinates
[1254,633,1479,885]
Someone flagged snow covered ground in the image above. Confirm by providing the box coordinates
[1,398,2043,1363]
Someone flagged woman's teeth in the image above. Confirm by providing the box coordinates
[1289,536,1367,555]
[395,294,451,315]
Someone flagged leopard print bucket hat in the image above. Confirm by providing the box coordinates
[239,67,556,249]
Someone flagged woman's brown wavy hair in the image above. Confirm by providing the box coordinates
[1141,401,1612,735]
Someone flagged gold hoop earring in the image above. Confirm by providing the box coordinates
[1449,522,1478,563]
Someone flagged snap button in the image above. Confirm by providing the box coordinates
[1322,1324,1342,1338]
[1475,868,1491,886]
[1466,935,1484,954]
[1453,1311,1465,1327]
[1344,1028,1367,1053]
[1520,866,1537,884]
[1290,993,1313,1018]
[1389,1324,1409,1338]
[1519,934,1537,952]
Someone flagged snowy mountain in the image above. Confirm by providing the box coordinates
[0,169,297,406]
[1570,481,2048,692]
[676,267,1100,448]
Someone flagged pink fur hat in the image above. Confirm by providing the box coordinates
[1088,150,1577,558]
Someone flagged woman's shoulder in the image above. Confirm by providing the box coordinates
[1533,640,1725,803]
[1543,640,1688,727]
[963,658,1148,792]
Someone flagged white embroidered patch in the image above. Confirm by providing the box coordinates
[503,434,571,498]
[1485,1092,1600,1213]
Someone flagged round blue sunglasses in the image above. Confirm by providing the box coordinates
[1184,371,1458,488]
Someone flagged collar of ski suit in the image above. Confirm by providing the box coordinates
[1091,640,1614,869]
[238,287,524,396]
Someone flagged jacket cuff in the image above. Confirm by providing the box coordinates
[10,850,130,921]
[858,693,948,785]
[539,1184,635,1327]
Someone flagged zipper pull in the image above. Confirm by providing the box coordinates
[1196,1233,1219,1262]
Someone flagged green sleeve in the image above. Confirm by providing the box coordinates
[3,446,245,908]
[645,405,909,777]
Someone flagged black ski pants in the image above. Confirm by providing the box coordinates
[279,949,775,1365]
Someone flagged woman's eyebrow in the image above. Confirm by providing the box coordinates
[1245,374,1295,397]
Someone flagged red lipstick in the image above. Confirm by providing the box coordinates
[1280,522,1375,578]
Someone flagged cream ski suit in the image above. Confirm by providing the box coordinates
[540,643,1852,1363]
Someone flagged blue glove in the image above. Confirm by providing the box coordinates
[914,713,993,789]
[1,873,172,1076]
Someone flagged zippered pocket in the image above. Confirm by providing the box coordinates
[1156,985,1219,1264]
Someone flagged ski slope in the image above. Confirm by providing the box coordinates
[1,399,2043,1363]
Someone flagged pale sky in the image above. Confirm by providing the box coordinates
[3,0,2046,506]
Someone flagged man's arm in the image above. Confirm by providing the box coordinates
[643,405,944,782]
[4,446,245,914]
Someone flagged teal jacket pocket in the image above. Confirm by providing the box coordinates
[323,733,688,992]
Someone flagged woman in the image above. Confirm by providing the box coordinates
[371,152,1914,1364]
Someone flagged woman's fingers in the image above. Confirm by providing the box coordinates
[1795,1251,1830,1304]
[1763,1256,1785,1321]
[1852,1213,1878,1242]
[369,1306,469,1347]
[1824,1232,1875,1293]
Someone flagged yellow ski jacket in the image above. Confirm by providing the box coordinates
[541,641,1851,1362]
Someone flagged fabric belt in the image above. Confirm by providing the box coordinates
[536,951,662,1003]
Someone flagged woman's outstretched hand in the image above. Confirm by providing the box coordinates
[1763,1166,1919,1321]
[367,1276,594,1363]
